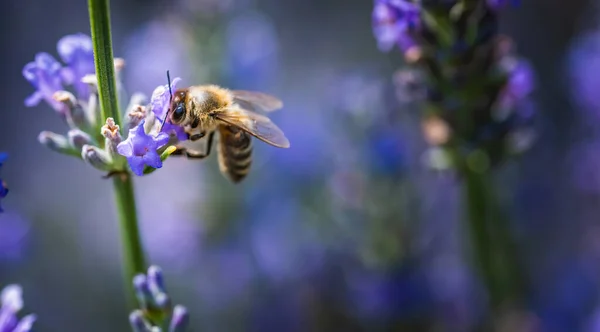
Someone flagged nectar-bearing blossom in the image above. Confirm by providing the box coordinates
[117,120,170,176]
[0,153,8,213]
[129,266,189,332]
[22,53,64,112]
[150,78,187,141]
[374,0,537,169]
[372,0,420,52]
[0,285,36,332]
[23,33,189,177]
[57,33,95,100]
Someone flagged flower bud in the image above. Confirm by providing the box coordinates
[124,104,147,133]
[81,144,113,171]
[101,117,123,158]
[67,129,92,150]
[133,274,153,309]
[38,131,78,156]
[129,310,152,332]
[169,305,190,332]
[52,91,90,130]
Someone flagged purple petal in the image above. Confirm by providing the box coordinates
[169,305,190,332]
[57,33,93,64]
[22,52,64,112]
[142,151,163,169]
[13,314,36,332]
[117,140,134,158]
[161,123,188,142]
[57,33,95,98]
[60,67,75,86]
[24,92,43,107]
[153,132,170,149]
[21,62,38,84]
[150,77,182,119]
[1,285,23,312]
[128,156,146,176]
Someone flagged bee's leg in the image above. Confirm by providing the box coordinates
[176,131,215,159]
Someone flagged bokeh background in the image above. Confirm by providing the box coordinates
[2,0,600,330]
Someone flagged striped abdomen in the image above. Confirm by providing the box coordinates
[217,125,253,183]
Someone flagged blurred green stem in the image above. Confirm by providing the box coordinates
[88,0,146,306]
[459,151,525,320]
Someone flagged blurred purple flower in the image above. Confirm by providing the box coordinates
[196,246,255,309]
[496,58,535,111]
[56,33,95,99]
[123,18,198,95]
[250,198,325,282]
[372,0,420,52]
[368,128,407,174]
[117,120,170,176]
[344,265,433,320]
[0,153,7,213]
[150,77,187,141]
[0,212,31,262]
[225,11,279,90]
[0,285,36,332]
[22,53,64,112]
[130,266,189,331]
[568,141,600,193]
[568,31,600,116]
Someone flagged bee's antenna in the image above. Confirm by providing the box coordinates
[160,70,173,132]
[167,70,173,102]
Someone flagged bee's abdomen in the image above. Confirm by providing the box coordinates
[217,125,253,183]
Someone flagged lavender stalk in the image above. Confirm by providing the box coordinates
[372,0,535,321]
[88,0,146,304]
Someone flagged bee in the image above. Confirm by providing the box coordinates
[162,72,290,183]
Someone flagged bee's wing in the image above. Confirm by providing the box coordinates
[230,90,283,113]
[215,108,290,148]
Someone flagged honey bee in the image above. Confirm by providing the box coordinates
[163,73,290,183]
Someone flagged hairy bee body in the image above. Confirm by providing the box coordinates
[166,84,289,183]
[217,125,253,183]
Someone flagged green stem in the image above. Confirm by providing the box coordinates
[88,0,121,124]
[88,0,146,306]
[461,157,525,319]
[113,174,147,303]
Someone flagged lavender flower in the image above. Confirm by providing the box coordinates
[0,153,8,213]
[150,78,187,141]
[0,285,36,332]
[375,1,537,169]
[372,0,420,53]
[23,33,186,178]
[130,266,189,332]
[57,33,95,99]
[117,120,170,176]
[22,53,64,112]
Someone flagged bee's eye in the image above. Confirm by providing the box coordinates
[172,104,185,121]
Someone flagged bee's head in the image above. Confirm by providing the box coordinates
[169,89,188,124]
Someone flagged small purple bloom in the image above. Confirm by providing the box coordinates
[117,120,170,176]
[169,305,189,332]
[497,59,535,110]
[150,78,187,141]
[22,52,64,112]
[0,285,36,332]
[372,0,420,52]
[57,33,95,99]
[131,266,189,331]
